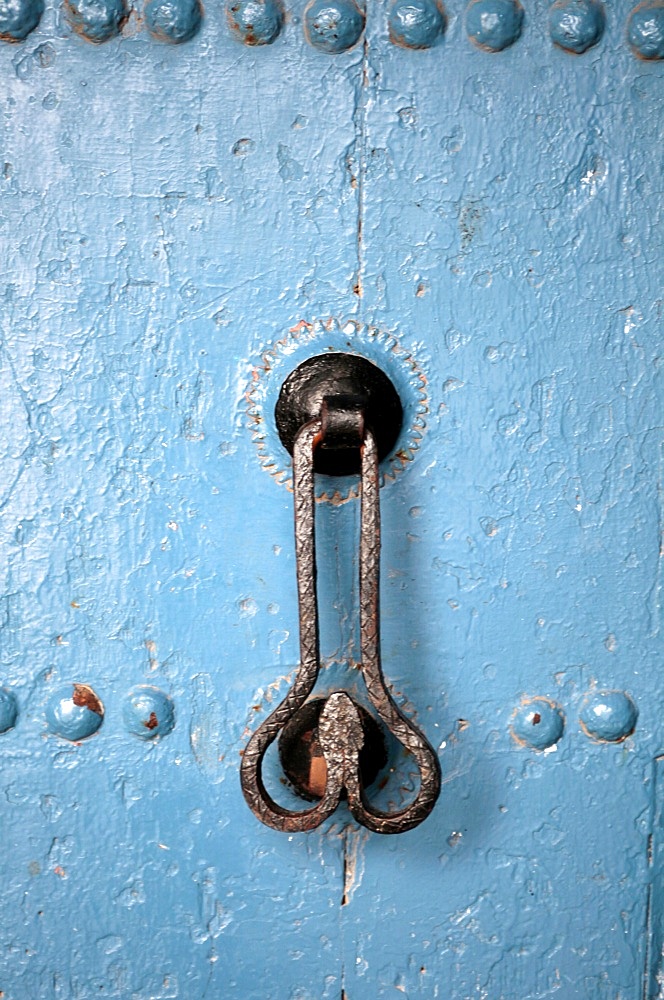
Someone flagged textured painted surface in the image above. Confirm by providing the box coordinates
[0,3,662,999]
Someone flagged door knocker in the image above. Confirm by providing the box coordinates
[240,353,441,834]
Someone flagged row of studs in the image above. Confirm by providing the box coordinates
[0,683,175,741]
[510,690,638,750]
[1,0,662,57]
[0,682,638,749]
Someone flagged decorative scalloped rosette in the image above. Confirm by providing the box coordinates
[246,317,429,504]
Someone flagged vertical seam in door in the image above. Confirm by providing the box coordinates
[353,35,370,311]
[643,755,664,1000]
[340,826,349,999]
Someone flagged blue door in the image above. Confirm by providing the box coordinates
[1,0,662,995]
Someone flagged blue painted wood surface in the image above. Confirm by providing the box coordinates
[0,1,662,996]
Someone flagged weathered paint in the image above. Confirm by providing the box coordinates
[0,2,662,999]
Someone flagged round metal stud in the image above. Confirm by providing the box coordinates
[64,0,128,40]
[123,686,175,740]
[226,0,283,44]
[466,0,523,50]
[145,0,202,43]
[275,353,403,476]
[0,0,43,41]
[388,0,446,48]
[46,684,104,742]
[511,697,565,751]
[0,688,19,734]
[627,0,664,58]
[579,690,638,743]
[303,0,365,53]
[549,0,604,52]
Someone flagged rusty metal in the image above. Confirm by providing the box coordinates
[241,381,441,834]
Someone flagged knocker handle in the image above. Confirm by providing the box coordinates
[240,354,441,834]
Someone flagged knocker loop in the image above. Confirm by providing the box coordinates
[240,354,441,834]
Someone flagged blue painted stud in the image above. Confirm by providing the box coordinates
[628,0,664,58]
[388,0,446,48]
[549,0,604,51]
[303,0,364,52]
[466,0,523,50]
[511,697,565,751]
[580,690,638,743]
[0,688,18,734]
[226,0,283,44]
[46,684,104,741]
[124,686,175,740]
[0,0,43,41]
[145,0,202,43]
[64,0,128,41]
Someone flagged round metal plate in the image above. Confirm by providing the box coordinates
[275,353,403,476]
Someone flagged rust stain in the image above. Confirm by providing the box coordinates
[72,685,103,715]
[532,712,542,725]
[308,755,327,798]
[288,320,313,335]
[69,6,128,41]
[143,712,159,731]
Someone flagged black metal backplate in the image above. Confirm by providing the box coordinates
[274,353,403,476]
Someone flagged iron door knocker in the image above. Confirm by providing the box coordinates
[241,353,441,834]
